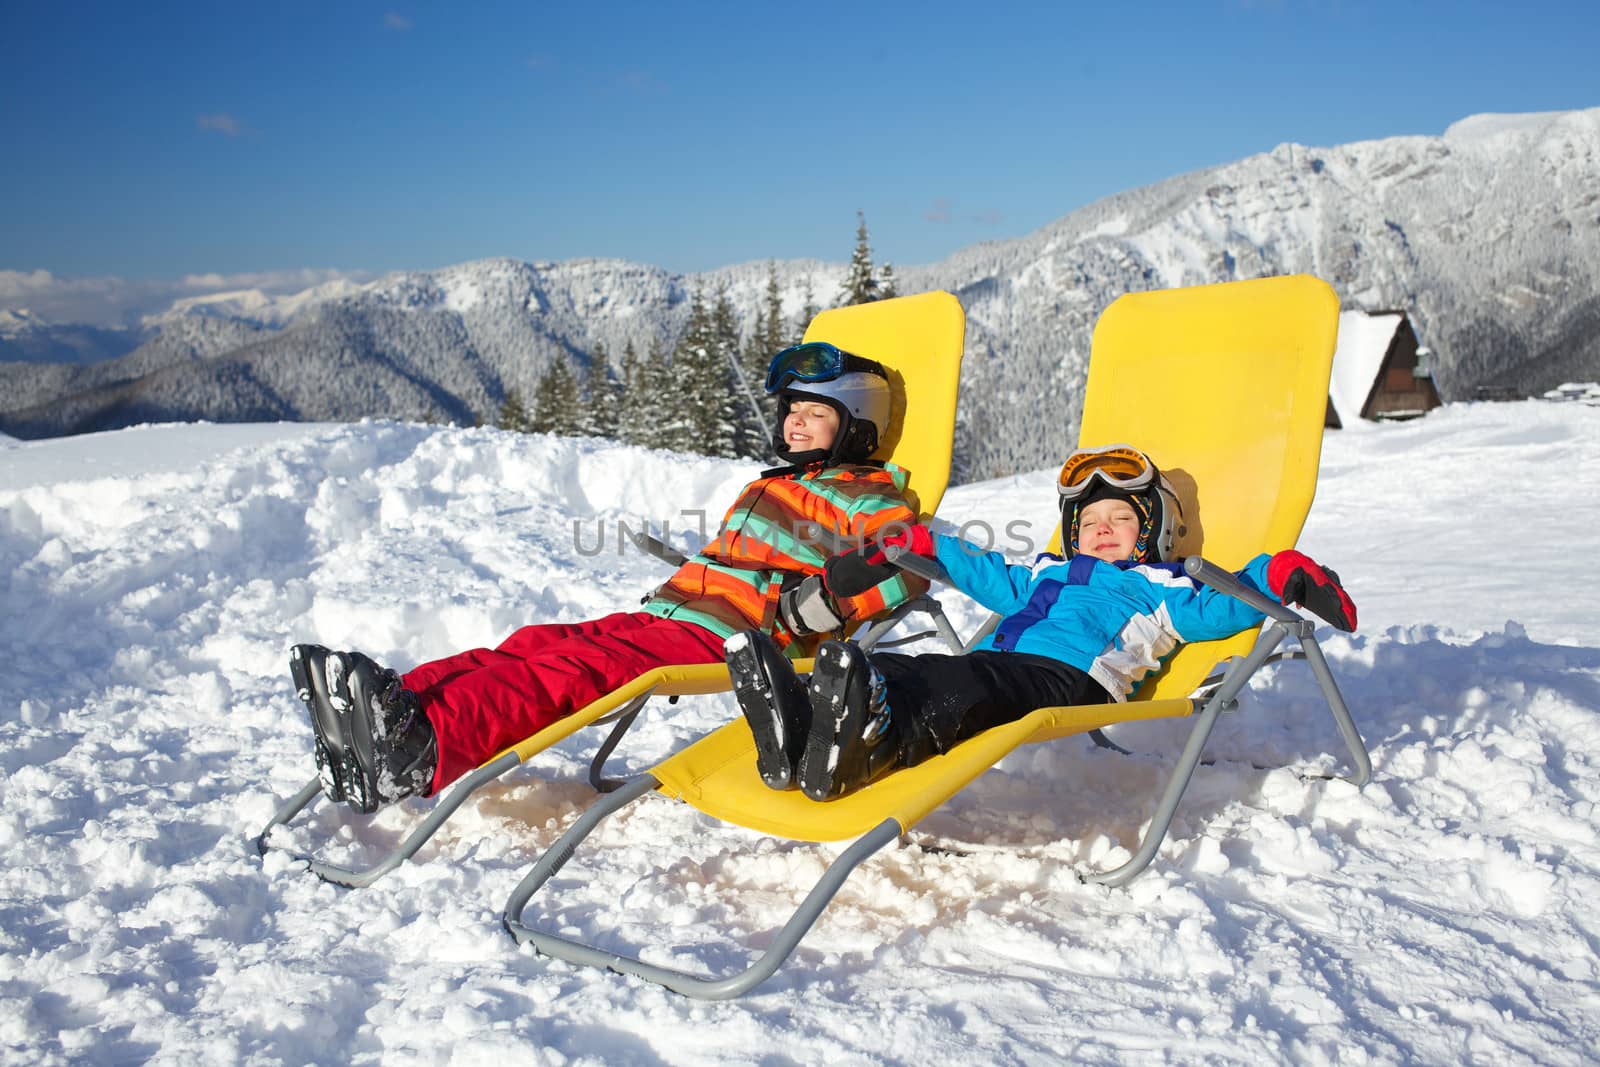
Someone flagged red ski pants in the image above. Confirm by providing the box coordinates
[400,612,726,793]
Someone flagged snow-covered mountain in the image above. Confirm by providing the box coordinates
[4,107,1597,478]
[128,275,372,332]
[917,107,1600,475]
[0,307,145,365]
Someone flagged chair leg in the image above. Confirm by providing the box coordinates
[504,776,904,1000]
[1298,634,1372,787]
[1082,613,1374,888]
[256,751,522,888]
[1087,729,1133,755]
[1081,695,1230,889]
[587,692,654,793]
[920,596,968,653]
[1082,621,1294,888]
[857,595,966,654]
[854,602,912,651]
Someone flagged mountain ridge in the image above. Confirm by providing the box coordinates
[5,107,1597,479]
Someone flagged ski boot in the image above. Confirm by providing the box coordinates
[796,640,902,801]
[725,630,812,790]
[290,645,437,813]
[290,643,354,805]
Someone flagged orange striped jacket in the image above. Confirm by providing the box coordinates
[642,462,929,652]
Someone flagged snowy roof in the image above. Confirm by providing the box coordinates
[1329,310,1404,426]
[1543,381,1600,401]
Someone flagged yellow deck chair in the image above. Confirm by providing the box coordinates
[502,274,1374,999]
[256,290,967,886]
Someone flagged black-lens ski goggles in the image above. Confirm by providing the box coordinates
[764,341,887,392]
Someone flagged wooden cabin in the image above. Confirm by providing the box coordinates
[1327,310,1442,428]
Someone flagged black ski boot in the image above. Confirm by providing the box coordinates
[725,630,812,789]
[340,652,437,813]
[797,640,902,801]
[290,643,353,805]
[290,645,437,813]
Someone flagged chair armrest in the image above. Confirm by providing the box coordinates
[882,542,950,583]
[627,530,689,568]
[1182,557,1303,625]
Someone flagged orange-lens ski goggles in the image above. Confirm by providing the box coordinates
[1056,444,1157,502]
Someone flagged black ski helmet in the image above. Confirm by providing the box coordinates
[1056,445,1183,563]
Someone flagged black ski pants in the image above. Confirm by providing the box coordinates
[865,649,1110,767]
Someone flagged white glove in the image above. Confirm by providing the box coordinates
[778,575,844,635]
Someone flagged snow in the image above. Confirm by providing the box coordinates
[0,307,46,334]
[4,402,1599,1063]
[1328,310,1404,426]
[0,422,330,491]
[147,277,370,328]
[1443,111,1571,145]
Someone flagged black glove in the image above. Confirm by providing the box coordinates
[823,523,935,599]
[778,575,844,635]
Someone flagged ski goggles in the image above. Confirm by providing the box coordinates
[765,341,886,392]
[1056,444,1159,502]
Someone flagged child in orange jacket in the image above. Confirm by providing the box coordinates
[292,343,929,813]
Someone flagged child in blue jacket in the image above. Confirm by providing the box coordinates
[724,444,1357,801]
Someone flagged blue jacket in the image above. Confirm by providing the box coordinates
[933,535,1273,701]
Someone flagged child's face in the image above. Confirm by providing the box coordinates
[784,400,840,453]
[1077,497,1143,562]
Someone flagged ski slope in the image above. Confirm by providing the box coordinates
[2,401,1597,1064]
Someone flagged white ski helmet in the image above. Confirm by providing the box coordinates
[765,342,892,464]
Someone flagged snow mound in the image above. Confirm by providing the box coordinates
[2,402,1598,1062]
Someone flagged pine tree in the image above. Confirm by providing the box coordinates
[616,339,652,447]
[644,339,692,449]
[763,260,789,352]
[530,355,582,436]
[839,210,883,306]
[798,277,819,338]
[666,286,733,457]
[579,342,620,439]
[497,388,532,433]
[739,331,777,459]
[878,261,898,300]
[730,260,787,458]
[710,285,753,459]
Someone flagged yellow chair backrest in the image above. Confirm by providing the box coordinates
[500,292,965,764]
[1072,273,1340,700]
[803,290,965,520]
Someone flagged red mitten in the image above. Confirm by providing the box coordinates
[1267,550,1357,632]
[877,523,934,559]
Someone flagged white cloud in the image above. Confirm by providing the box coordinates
[0,268,374,328]
[617,69,668,95]
[197,113,243,137]
[384,12,413,30]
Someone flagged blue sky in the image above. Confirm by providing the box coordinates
[2,1,1595,284]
